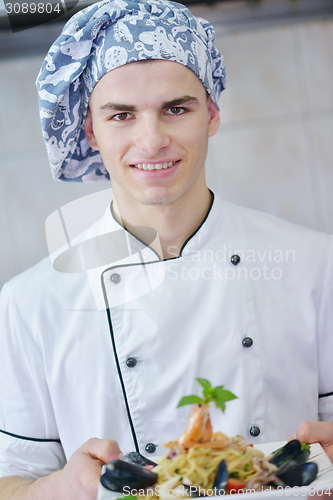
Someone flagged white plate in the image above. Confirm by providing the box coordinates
[97,442,333,500]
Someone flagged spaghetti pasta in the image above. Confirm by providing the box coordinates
[141,433,276,499]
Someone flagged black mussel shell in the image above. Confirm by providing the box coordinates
[101,460,158,492]
[183,485,206,497]
[274,460,302,487]
[273,459,318,488]
[182,460,228,497]
[300,462,318,486]
[269,440,300,467]
[124,452,157,467]
[269,440,310,467]
[293,448,311,466]
[212,460,228,495]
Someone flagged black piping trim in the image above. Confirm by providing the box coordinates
[110,190,215,261]
[103,305,139,453]
[179,190,215,256]
[0,429,61,443]
[319,391,333,398]
[101,190,216,452]
[110,202,161,261]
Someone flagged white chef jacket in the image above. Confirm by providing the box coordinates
[0,192,333,480]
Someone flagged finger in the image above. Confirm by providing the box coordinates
[289,421,333,447]
[83,437,123,464]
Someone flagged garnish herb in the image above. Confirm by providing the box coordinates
[271,442,310,455]
[177,378,237,412]
[230,472,239,478]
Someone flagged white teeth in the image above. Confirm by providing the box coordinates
[133,161,176,170]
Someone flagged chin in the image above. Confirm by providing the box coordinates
[140,192,180,206]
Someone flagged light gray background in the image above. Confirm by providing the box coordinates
[0,7,332,289]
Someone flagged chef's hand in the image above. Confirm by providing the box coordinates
[0,437,123,500]
[0,437,122,500]
[289,423,333,499]
[289,421,333,463]
[56,437,123,500]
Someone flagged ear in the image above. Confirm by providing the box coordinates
[207,97,220,138]
[84,108,99,151]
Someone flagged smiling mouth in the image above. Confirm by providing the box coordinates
[132,161,177,170]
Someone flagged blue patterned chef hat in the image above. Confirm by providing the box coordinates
[36,0,226,182]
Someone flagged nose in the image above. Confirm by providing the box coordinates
[133,113,170,155]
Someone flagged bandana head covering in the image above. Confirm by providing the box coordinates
[36,0,226,182]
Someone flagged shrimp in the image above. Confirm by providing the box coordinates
[164,403,232,450]
[178,403,213,447]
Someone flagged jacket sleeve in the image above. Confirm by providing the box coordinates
[0,284,66,479]
[318,234,333,423]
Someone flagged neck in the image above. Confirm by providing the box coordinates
[112,183,212,260]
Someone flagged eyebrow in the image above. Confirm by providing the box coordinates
[99,103,136,113]
[99,95,199,113]
[162,95,199,108]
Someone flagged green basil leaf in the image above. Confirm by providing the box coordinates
[203,388,214,400]
[196,378,211,391]
[177,395,203,407]
[217,389,238,402]
[177,379,237,414]
[216,400,226,412]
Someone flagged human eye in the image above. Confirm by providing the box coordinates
[111,112,133,121]
[165,107,186,116]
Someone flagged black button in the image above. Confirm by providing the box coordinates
[145,442,157,454]
[249,425,260,437]
[242,337,253,348]
[110,273,121,284]
[230,254,241,265]
[126,357,137,368]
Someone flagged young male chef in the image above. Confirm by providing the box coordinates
[0,0,333,498]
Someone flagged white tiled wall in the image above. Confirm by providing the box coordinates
[0,18,332,289]
[206,19,333,235]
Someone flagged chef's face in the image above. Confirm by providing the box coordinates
[84,60,220,208]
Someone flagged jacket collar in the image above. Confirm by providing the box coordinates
[83,190,223,310]
[97,190,223,263]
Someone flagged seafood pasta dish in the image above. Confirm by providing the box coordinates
[146,404,276,497]
[101,380,317,497]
